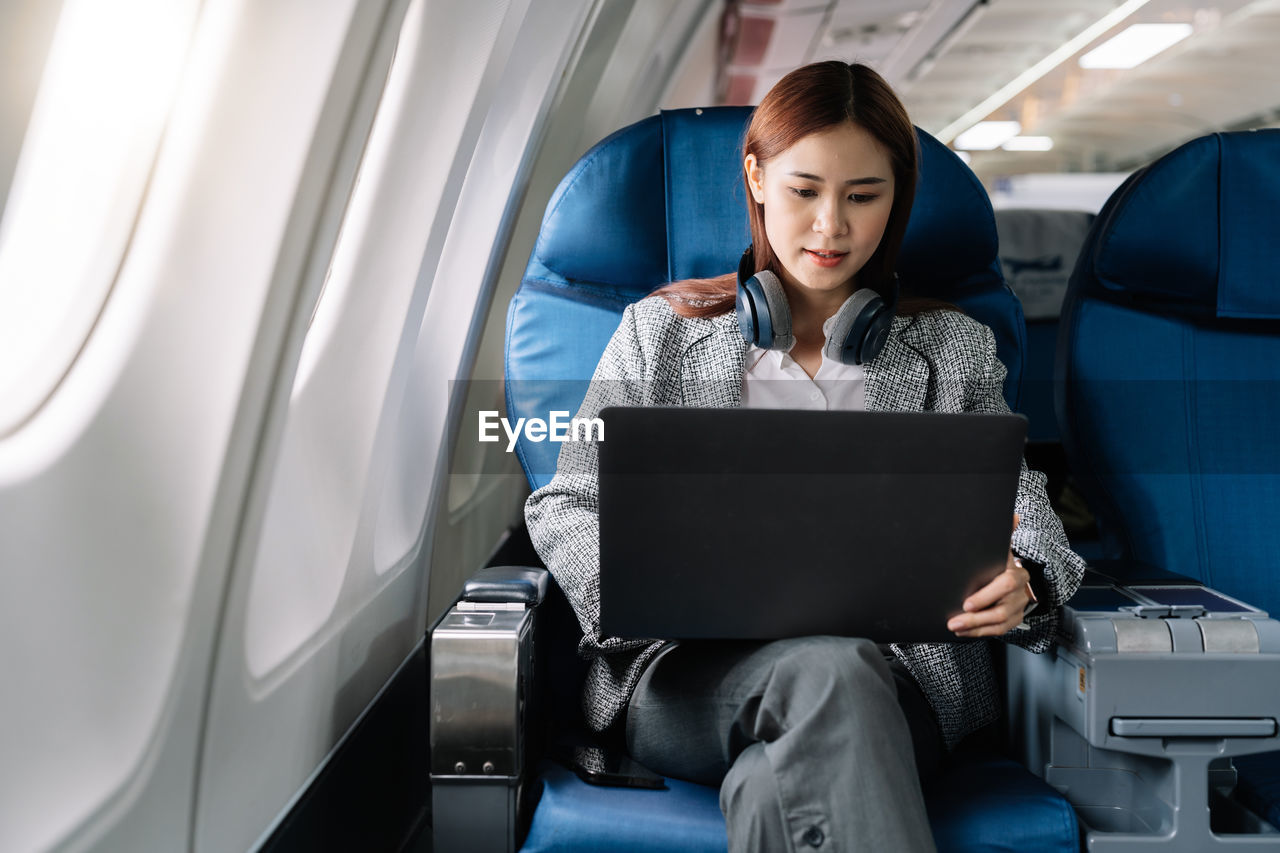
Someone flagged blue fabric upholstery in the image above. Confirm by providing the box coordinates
[925,755,1079,853]
[1056,130,1280,608]
[1088,132,1280,319]
[1056,129,1280,828]
[520,755,1079,853]
[508,106,1025,490]
[1021,321,1060,443]
[520,764,727,853]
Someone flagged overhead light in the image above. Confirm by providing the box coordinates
[937,0,1154,144]
[1002,136,1054,151]
[954,121,1021,150]
[1079,23,1192,69]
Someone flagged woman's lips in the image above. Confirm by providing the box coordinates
[804,249,848,268]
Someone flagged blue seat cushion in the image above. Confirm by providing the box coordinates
[1234,751,1280,830]
[520,754,1079,852]
[925,755,1078,853]
[520,763,727,853]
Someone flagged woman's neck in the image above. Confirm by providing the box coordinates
[785,281,856,349]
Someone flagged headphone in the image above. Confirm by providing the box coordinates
[735,246,898,366]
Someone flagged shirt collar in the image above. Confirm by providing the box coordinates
[746,345,869,378]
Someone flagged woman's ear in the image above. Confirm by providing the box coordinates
[744,154,765,204]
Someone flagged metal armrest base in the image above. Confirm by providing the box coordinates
[432,777,523,853]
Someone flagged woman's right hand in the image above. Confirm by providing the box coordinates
[947,514,1033,638]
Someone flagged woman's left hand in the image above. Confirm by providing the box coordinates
[948,514,1033,638]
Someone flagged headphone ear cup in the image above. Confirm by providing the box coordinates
[736,282,769,347]
[859,307,893,364]
[736,270,793,351]
[858,272,901,363]
[823,289,888,365]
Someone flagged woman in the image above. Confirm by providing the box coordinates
[525,61,1084,852]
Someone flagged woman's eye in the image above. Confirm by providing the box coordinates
[850,193,878,204]
[789,187,817,198]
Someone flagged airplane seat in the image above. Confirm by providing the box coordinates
[506,108,1027,493]
[1056,128,1280,824]
[994,209,1100,555]
[431,106,1080,853]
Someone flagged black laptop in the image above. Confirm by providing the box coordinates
[597,407,1028,644]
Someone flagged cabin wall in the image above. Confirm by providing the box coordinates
[425,0,716,625]
[0,1,713,851]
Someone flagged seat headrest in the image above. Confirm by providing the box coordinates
[1086,129,1280,319]
[995,209,1095,320]
[533,106,998,292]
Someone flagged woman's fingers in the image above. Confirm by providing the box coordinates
[962,560,1028,613]
[949,554,1031,636]
[948,596,1022,636]
[949,516,1028,637]
[961,572,1016,613]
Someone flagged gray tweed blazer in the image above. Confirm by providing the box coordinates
[525,295,1085,749]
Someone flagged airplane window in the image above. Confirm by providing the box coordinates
[242,0,520,676]
[0,0,200,438]
[0,0,64,221]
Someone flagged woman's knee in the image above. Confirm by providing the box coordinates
[741,636,899,735]
[767,636,892,693]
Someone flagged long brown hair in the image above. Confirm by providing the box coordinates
[656,61,952,318]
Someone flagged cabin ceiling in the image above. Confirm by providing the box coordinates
[718,0,1280,181]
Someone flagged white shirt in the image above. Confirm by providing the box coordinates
[740,345,867,411]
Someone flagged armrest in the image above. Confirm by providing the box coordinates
[1083,559,1202,587]
[463,565,549,606]
[432,566,548,853]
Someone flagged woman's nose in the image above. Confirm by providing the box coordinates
[813,198,848,237]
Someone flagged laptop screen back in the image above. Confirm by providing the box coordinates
[598,407,1027,643]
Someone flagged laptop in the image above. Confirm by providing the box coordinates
[597,407,1028,644]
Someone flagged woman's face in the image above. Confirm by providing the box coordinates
[745,121,895,301]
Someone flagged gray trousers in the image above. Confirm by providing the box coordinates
[624,636,940,853]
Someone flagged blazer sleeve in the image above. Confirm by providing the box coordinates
[524,302,658,658]
[966,323,1086,654]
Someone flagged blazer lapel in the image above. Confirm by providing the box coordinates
[679,313,747,408]
[864,316,929,412]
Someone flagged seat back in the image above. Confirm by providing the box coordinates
[506,106,1025,491]
[1057,130,1280,612]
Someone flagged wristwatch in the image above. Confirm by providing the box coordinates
[1014,553,1046,620]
